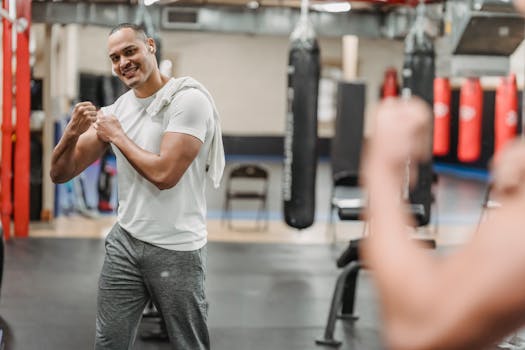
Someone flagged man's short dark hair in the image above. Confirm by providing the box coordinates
[109,23,148,42]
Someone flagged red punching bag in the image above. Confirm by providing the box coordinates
[458,77,483,163]
[433,77,451,156]
[494,74,518,157]
[381,67,399,99]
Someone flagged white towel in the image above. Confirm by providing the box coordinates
[146,77,225,188]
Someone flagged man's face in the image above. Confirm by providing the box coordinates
[108,28,156,89]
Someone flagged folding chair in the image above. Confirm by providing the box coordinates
[222,164,269,231]
[327,170,366,243]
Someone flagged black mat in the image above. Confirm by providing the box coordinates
[0,238,384,350]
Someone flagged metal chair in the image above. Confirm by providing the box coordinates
[222,164,269,231]
[326,170,367,243]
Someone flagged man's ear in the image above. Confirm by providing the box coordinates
[147,38,156,53]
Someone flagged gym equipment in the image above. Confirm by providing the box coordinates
[30,136,43,221]
[401,1,435,226]
[0,224,4,349]
[283,0,320,229]
[2,0,13,240]
[97,149,116,213]
[79,73,104,108]
[0,223,4,294]
[14,0,31,237]
[433,77,451,156]
[318,3,437,346]
[494,74,518,157]
[140,301,168,342]
[1,0,31,237]
[222,164,269,231]
[317,236,437,348]
[330,82,365,183]
[55,119,99,218]
[101,76,118,106]
[324,82,367,326]
[315,261,362,347]
[458,77,483,163]
[327,82,366,241]
[380,67,399,99]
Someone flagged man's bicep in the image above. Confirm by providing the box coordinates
[160,132,202,177]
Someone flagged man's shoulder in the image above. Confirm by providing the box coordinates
[161,76,213,116]
[174,87,207,102]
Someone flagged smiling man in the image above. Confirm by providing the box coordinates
[50,23,224,350]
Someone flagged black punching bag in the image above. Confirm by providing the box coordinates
[283,7,320,229]
[402,8,435,227]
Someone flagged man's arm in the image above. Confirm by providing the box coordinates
[50,102,108,184]
[362,98,525,350]
[94,89,209,190]
[94,112,202,190]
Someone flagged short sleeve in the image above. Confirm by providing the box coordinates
[165,88,212,142]
[100,103,115,116]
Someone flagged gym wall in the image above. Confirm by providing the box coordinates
[31,24,404,139]
[30,23,525,156]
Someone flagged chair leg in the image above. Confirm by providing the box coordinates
[340,264,361,320]
[316,262,362,347]
[327,204,337,245]
[227,200,233,230]
[259,198,269,231]
[222,198,229,226]
[256,199,264,231]
[327,187,337,244]
[264,199,269,231]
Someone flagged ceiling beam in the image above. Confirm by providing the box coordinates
[32,1,414,38]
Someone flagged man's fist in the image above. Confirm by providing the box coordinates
[368,97,432,170]
[491,140,525,197]
[68,101,97,137]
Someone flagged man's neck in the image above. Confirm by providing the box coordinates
[134,73,170,98]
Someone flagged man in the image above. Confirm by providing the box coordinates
[50,23,224,350]
[362,95,525,350]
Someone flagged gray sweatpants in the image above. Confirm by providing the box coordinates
[95,223,210,350]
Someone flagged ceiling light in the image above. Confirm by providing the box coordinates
[144,0,159,6]
[246,0,260,10]
[311,2,351,13]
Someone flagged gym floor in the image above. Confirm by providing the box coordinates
[1,159,499,349]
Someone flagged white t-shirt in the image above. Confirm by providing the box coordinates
[101,84,215,251]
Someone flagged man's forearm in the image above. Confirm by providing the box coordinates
[364,158,433,278]
[366,158,406,241]
[111,132,174,190]
[363,158,441,349]
[50,131,80,183]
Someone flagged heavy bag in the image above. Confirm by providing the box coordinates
[331,82,366,185]
[494,74,518,157]
[458,78,483,163]
[433,77,451,156]
[283,20,320,229]
[381,67,399,99]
